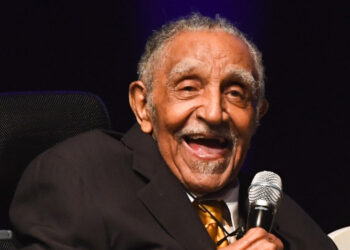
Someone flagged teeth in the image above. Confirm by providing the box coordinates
[189,135,203,140]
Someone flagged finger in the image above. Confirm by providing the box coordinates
[249,232,284,250]
[230,228,268,249]
[266,233,284,250]
[222,228,284,250]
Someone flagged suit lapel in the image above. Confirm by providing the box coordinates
[238,173,250,226]
[137,161,215,250]
[122,124,215,250]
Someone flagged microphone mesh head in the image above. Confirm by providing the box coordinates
[248,171,283,207]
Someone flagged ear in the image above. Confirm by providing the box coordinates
[257,98,269,120]
[129,81,153,134]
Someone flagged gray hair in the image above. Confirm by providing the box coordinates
[137,13,265,112]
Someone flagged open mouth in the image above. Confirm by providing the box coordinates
[183,134,233,159]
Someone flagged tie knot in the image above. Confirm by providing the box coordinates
[194,200,224,223]
[193,200,229,248]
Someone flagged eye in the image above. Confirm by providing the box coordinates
[180,85,197,92]
[174,79,201,99]
[224,84,247,105]
[227,89,243,98]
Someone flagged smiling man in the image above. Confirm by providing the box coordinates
[130,28,264,197]
[10,14,336,249]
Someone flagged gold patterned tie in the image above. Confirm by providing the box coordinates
[193,200,229,248]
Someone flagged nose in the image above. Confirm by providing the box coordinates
[196,87,228,125]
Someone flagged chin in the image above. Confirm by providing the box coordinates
[180,155,240,194]
[184,171,234,195]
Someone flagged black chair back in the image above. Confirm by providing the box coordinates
[0,230,14,250]
[0,91,111,229]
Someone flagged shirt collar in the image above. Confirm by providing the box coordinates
[187,180,240,229]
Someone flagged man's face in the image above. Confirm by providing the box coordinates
[149,30,259,194]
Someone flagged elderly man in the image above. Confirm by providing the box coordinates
[10,14,336,249]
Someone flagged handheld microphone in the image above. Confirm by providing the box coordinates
[246,171,283,232]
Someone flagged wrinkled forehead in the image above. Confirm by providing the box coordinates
[158,30,255,75]
[167,58,255,86]
[153,30,256,83]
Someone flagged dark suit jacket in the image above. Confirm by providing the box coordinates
[10,124,337,249]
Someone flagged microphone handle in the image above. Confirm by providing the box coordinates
[246,204,275,232]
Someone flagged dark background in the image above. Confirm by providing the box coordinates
[1,1,349,234]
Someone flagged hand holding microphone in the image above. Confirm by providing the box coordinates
[221,227,284,249]
[221,171,284,249]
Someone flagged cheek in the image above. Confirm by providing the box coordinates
[229,107,256,135]
[155,99,197,131]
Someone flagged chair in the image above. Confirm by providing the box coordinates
[328,226,350,250]
[0,230,13,250]
[0,91,111,234]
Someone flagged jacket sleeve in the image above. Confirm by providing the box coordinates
[274,194,337,250]
[9,150,108,250]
